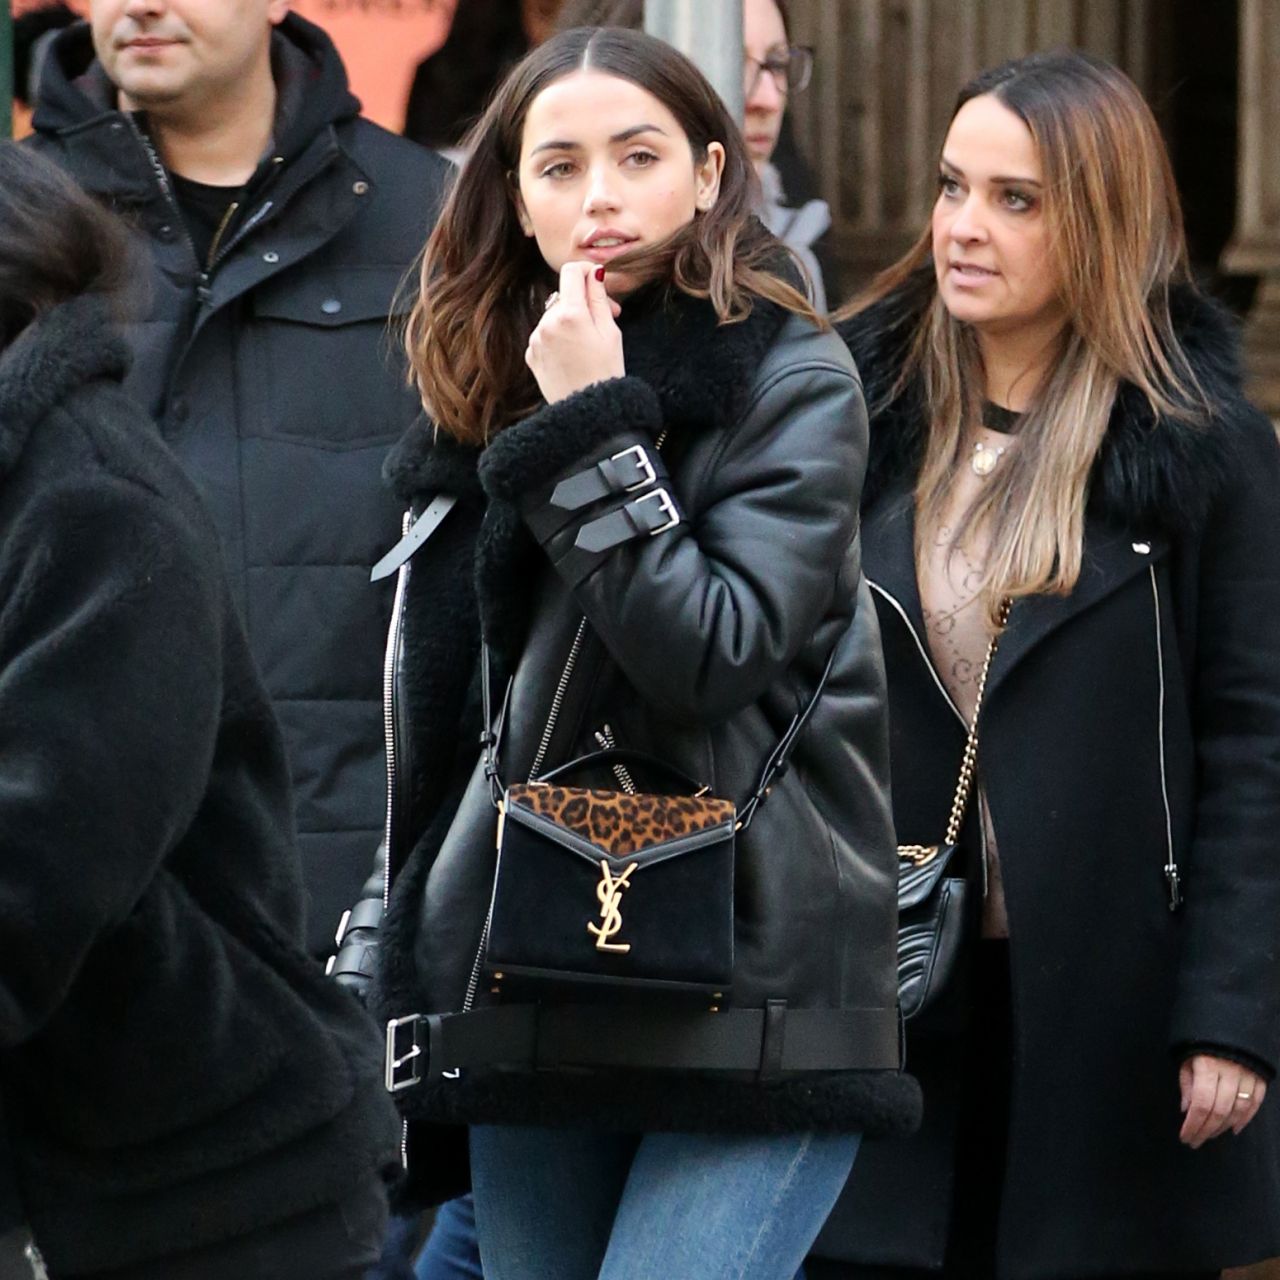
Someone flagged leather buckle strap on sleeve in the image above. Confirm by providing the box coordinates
[383,1003,900,1092]
[575,487,681,553]
[551,444,657,512]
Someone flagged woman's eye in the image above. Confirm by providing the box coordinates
[937,173,961,198]
[541,160,576,179]
[625,150,660,168]
[1001,188,1034,212]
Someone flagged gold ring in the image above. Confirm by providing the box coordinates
[543,291,560,311]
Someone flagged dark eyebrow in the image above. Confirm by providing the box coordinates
[529,123,668,157]
[939,156,1042,187]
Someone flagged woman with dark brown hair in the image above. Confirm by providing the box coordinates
[816,49,1280,1280]
[359,24,918,1280]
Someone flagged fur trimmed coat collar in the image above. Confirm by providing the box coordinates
[836,275,1249,533]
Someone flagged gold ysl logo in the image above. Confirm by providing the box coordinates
[588,859,636,953]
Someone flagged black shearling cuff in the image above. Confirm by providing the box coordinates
[477,377,662,504]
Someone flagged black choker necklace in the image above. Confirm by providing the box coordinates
[982,401,1024,435]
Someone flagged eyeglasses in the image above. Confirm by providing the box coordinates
[743,45,814,97]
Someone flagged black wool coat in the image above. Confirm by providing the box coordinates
[30,16,453,952]
[0,298,400,1276]
[815,284,1280,1279]
[369,287,921,1201]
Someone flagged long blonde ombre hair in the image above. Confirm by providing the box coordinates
[836,51,1208,623]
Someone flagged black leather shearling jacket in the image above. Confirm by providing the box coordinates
[368,287,921,1147]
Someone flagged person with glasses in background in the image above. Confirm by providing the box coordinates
[743,0,828,309]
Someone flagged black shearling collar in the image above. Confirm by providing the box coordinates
[383,284,792,506]
[837,278,1255,536]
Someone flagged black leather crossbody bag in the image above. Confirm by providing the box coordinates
[897,600,1008,1023]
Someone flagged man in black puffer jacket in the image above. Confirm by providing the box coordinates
[28,1,452,954]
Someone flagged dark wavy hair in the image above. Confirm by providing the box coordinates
[0,143,129,347]
[405,25,819,446]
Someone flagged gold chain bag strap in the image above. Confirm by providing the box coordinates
[897,598,1010,1023]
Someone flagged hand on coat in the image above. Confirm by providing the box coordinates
[1179,1052,1267,1147]
[526,262,624,404]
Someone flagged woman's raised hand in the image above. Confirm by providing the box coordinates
[525,262,625,405]
[1178,1053,1267,1148]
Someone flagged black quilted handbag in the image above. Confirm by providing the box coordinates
[897,601,1008,1023]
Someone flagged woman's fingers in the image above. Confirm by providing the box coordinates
[584,264,617,329]
[556,260,594,316]
[1179,1056,1226,1147]
[1232,1074,1266,1136]
[1179,1055,1269,1147]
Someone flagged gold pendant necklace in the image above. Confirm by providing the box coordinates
[971,439,1006,477]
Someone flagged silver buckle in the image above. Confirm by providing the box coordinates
[612,444,657,493]
[385,1015,424,1093]
[635,487,681,536]
[333,908,352,947]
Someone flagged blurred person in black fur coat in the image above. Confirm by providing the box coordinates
[0,143,401,1280]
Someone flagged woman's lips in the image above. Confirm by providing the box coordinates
[948,262,999,285]
[579,240,638,264]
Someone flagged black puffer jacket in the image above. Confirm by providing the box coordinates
[370,286,920,1176]
[29,16,453,951]
[0,297,399,1277]
[815,282,1280,1278]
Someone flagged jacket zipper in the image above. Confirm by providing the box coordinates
[381,512,413,1161]
[526,617,589,781]
[866,578,967,728]
[459,615,588,1014]
[127,115,286,301]
[1149,566,1182,910]
[382,511,413,910]
[125,115,205,291]
[594,724,637,793]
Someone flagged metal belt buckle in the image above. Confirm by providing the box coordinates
[635,487,681,536]
[612,444,657,492]
[385,1014,424,1093]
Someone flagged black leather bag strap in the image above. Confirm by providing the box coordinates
[481,634,838,824]
[536,748,705,794]
[736,644,839,832]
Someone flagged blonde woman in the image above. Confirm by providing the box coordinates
[822,50,1280,1280]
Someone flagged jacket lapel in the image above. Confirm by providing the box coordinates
[987,523,1168,696]
[864,480,1171,702]
[861,480,927,641]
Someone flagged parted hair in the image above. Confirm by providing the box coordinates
[0,143,129,348]
[835,50,1207,624]
[405,25,819,447]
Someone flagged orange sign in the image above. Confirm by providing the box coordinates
[292,0,455,132]
[13,0,456,136]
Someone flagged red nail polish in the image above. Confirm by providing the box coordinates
[595,266,606,282]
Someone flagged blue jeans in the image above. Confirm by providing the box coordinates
[415,1197,483,1280]
[469,1126,858,1280]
